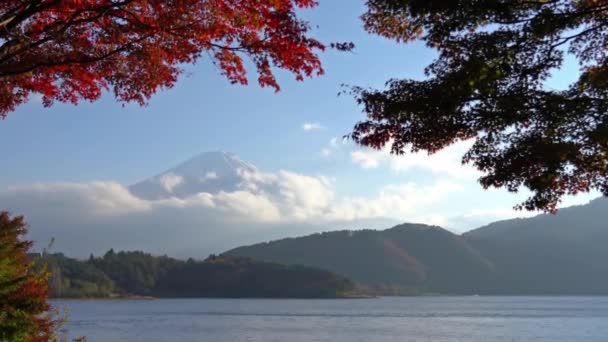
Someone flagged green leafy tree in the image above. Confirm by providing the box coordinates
[351,0,608,212]
[0,212,56,342]
[43,253,115,298]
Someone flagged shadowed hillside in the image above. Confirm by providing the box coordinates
[464,197,608,294]
[42,198,608,296]
[226,223,495,294]
[39,251,357,299]
[226,198,608,295]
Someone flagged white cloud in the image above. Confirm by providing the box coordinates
[213,190,281,222]
[319,137,348,158]
[275,171,334,220]
[302,122,324,131]
[157,173,183,193]
[350,140,480,179]
[351,149,381,168]
[0,168,469,257]
[2,182,150,217]
[236,169,334,220]
[1,170,464,226]
[328,180,463,221]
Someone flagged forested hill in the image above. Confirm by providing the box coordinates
[464,197,608,294]
[39,251,356,299]
[227,198,608,295]
[226,224,496,294]
[42,198,608,296]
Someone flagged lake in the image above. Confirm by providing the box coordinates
[52,296,608,341]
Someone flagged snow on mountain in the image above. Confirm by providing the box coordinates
[129,151,257,200]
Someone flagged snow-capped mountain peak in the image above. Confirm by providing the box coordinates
[172,151,256,177]
[129,151,256,200]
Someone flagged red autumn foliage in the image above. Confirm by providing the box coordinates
[0,0,326,117]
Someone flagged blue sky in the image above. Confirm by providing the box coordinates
[0,0,599,241]
[1,1,432,190]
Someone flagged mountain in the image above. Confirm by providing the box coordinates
[129,151,256,200]
[225,223,496,294]
[226,197,608,295]
[464,197,608,241]
[13,150,398,258]
[464,197,608,294]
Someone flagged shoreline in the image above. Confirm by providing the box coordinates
[50,294,608,301]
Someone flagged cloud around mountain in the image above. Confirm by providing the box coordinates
[0,151,472,257]
[6,150,568,257]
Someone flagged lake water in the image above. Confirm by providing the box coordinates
[52,296,608,341]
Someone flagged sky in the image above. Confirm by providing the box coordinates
[0,0,600,255]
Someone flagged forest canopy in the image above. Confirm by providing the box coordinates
[38,251,356,299]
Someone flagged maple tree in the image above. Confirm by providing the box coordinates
[0,0,326,117]
[0,212,58,342]
[351,0,608,212]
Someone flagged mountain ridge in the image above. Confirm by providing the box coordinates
[226,197,608,294]
[225,223,496,294]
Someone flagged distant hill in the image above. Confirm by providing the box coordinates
[226,224,496,294]
[39,251,356,299]
[464,197,608,294]
[226,198,608,295]
[42,197,608,296]
[465,197,608,241]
